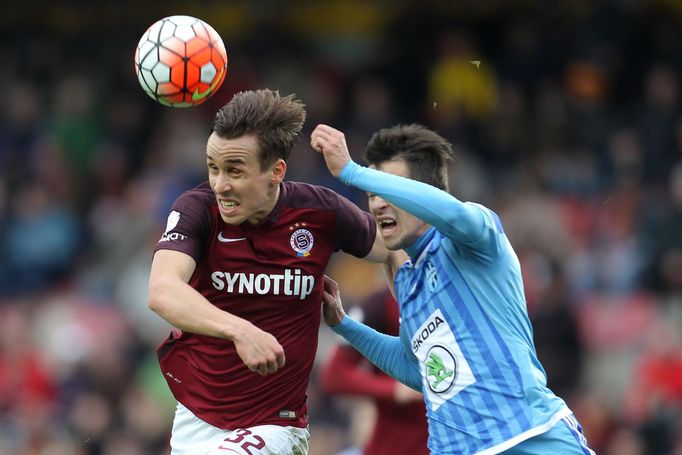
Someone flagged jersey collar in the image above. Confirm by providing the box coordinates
[404,226,437,265]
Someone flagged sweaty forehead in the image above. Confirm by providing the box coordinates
[207,133,260,162]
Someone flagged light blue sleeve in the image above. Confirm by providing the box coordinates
[331,315,422,391]
[339,161,487,245]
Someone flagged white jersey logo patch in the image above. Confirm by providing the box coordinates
[160,210,187,242]
[412,308,476,411]
[165,210,180,233]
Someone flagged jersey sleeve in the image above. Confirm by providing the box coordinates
[332,315,422,391]
[340,161,500,250]
[332,190,377,258]
[153,189,211,261]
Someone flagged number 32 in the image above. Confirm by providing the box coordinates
[219,428,266,454]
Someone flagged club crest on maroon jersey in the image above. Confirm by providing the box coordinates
[289,224,314,257]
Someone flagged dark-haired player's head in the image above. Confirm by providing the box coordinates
[364,124,453,191]
[207,89,306,225]
[364,124,454,250]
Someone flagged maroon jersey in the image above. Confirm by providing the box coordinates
[153,181,376,430]
[321,289,429,455]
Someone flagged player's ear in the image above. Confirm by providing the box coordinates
[271,159,286,184]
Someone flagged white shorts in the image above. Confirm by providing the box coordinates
[170,403,310,455]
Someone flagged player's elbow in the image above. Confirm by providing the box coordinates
[147,287,165,316]
[147,278,174,317]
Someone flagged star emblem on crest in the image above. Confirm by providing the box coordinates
[289,221,307,230]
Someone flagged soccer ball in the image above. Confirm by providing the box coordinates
[134,15,228,107]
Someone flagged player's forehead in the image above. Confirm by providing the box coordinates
[370,158,410,178]
[206,133,260,164]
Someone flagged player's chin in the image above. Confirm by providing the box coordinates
[219,212,245,225]
[380,234,403,251]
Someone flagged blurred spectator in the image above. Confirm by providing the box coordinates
[622,320,682,453]
[640,161,682,294]
[636,64,680,185]
[2,183,81,294]
[51,75,102,187]
[428,30,498,122]
[530,261,584,402]
[0,305,58,453]
[427,30,498,158]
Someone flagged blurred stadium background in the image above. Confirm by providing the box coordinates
[1,0,681,454]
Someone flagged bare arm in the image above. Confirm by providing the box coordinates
[362,228,391,264]
[148,249,285,376]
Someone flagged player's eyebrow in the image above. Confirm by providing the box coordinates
[224,158,246,166]
[207,155,246,166]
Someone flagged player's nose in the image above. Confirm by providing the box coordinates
[212,173,233,193]
[369,194,389,212]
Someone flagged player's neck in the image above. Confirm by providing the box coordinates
[269,183,280,210]
[253,183,281,225]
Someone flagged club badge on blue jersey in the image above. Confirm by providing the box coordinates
[425,261,439,292]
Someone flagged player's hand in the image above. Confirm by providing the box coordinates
[310,124,352,177]
[322,275,346,327]
[394,381,423,404]
[232,322,286,376]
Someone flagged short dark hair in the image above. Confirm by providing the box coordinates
[364,124,453,191]
[212,89,306,170]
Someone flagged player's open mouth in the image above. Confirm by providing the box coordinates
[377,217,397,235]
[219,199,240,215]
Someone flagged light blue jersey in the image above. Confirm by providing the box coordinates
[333,161,577,455]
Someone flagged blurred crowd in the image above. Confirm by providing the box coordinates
[1,0,681,454]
